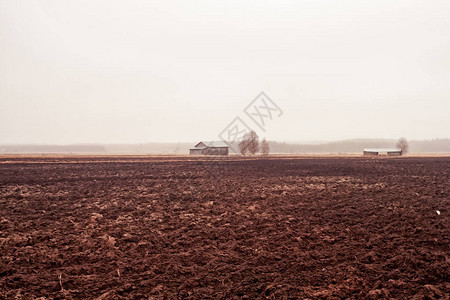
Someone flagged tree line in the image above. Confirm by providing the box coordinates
[236,135,409,156]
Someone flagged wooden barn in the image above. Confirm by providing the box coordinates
[363,148,403,156]
[190,141,229,155]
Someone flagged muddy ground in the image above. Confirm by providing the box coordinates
[0,156,448,299]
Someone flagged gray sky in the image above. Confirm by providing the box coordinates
[1,0,449,144]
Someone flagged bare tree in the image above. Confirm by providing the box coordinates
[239,130,259,155]
[261,139,269,156]
[238,139,248,155]
[396,137,409,155]
[247,131,259,155]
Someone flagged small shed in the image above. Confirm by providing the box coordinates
[363,148,403,156]
[190,141,229,155]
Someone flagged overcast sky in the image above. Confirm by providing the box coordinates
[1,0,449,144]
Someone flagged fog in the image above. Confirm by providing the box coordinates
[1,0,449,144]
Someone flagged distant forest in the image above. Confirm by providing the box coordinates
[266,138,450,154]
[1,138,449,154]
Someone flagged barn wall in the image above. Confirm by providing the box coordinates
[364,151,379,156]
[190,147,228,155]
[387,151,402,156]
[203,147,228,155]
[190,149,204,155]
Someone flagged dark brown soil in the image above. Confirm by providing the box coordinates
[0,156,449,299]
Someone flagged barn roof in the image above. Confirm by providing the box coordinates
[190,147,207,150]
[194,141,229,148]
[364,148,402,152]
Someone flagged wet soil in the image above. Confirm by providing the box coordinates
[0,156,448,299]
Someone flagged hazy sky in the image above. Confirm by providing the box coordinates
[1,0,449,144]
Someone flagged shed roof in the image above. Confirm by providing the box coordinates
[189,147,207,150]
[194,141,229,148]
[364,148,402,152]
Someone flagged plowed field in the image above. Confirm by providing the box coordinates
[0,156,448,299]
